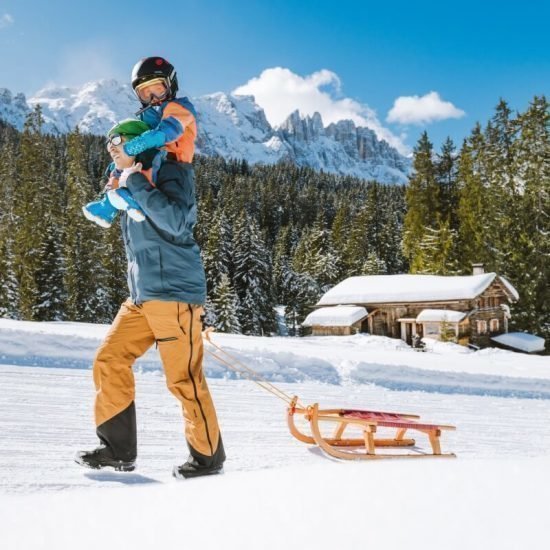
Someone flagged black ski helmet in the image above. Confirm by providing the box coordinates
[131,57,179,104]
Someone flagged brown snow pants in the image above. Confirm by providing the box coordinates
[93,299,223,463]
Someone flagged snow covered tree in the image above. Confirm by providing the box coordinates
[0,134,19,317]
[12,106,50,320]
[506,96,550,340]
[361,251,386,275]
[63,129,104,322]
[35,214,65,320]
[403,132,442,273]
[232,211,277,335]
[202,294,218,328]
[96,224,127,323]
[272,225,296,305]
[483,99,519,270]
[284,271,320,336]
[294,213,341,291]
[417,219,458,275]
[342,206,370,276]
[456,125,492,272]
[0,232,19,318]
[202,208,233,294]
[331,204,349,254]
[211,274,241,334]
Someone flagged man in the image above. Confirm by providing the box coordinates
[76,111,225,479]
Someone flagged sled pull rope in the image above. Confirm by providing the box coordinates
[203,328,303,408]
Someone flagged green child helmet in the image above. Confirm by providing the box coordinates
[108,118,150,140]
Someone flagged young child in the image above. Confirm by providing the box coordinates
[126,56,198,164]
[83,56,198,227]
[83,119,159,227]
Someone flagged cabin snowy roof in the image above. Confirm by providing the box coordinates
[302,306,368,327]
[491,332,545,353]
[416,309,468,323]
[317,273,519,306]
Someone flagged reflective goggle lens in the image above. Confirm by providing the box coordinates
[107,134,123,148]
[135,78,169,103]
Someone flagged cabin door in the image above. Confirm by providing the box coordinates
[399,320,417,345]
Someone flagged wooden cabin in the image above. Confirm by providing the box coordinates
[304,267,519,348]
[302,305,368,336]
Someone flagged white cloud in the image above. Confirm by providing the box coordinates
[233,67,410,155]
[0,13,14,29]
[387,91,465,125]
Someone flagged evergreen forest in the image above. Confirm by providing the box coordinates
[0,97,548,344]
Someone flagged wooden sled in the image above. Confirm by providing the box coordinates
[202,328,456,460]
[288,397,456,460]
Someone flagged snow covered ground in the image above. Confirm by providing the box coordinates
[1,318,549,549]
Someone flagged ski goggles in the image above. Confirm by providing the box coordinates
[135,77,169,104]
[106,134,123,148]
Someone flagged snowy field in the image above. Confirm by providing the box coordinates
[0,318,549,549]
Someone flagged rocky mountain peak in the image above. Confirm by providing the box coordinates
[0,80,411,184]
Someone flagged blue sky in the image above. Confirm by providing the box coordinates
[0,0,548,153]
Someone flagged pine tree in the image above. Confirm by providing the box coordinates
[403,132,441,272]
[361,251,386,275]
[0,135,19,317]
[297,213,341,291]
[418,219,458,275]
[342,206,370,276]
[0,232,19,318]
[456,125,491,272]
[35,217,65,320]
[272,225,295,304]
[484,99,519,270]
[507,96,550,340]
[203,294,218,328]
[232,212,277,335]
[211,274,241,333]
[32,143,66,320]
[96,224,127,323]
[63,129,102,322]
[364,183,385,259]
[331,204,349,254]
[202,208,233,294]
[436,137,460,232]
[379,194,407,273]
[12,106,49,320]
[284,271,320,336]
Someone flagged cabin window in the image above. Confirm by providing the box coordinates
[476,320,487,334]
[490,319,499,332]
[424,322,440,336]
[480,297,499,308]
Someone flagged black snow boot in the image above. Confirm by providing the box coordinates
[173,460,223,479]
[173,438,225,479]
[75,445,136,472]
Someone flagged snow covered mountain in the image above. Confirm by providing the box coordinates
[0,80,411,184]
[0,88,30,130]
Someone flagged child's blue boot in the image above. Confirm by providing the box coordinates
[107,188,146,222]
[82,194,119,228]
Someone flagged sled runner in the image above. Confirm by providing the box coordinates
[203,328,456,460]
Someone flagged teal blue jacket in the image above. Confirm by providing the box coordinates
[122,161,206,305]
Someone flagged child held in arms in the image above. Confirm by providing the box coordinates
[83,56,198,227]
[83,119,160,226]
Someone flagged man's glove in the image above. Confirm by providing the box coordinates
[118,163,143,188]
